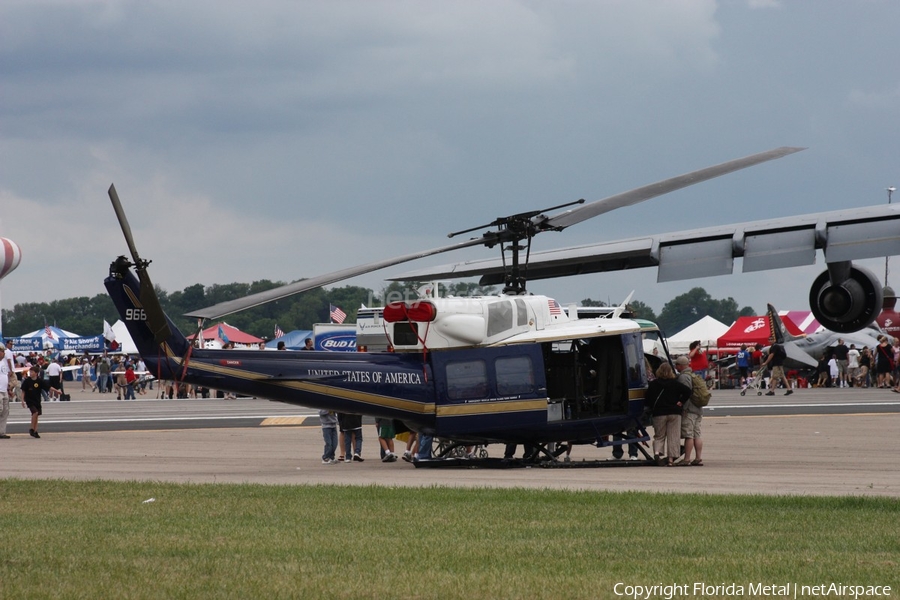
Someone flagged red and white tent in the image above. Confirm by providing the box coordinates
[187,322,263,346]
[717,316,804,349]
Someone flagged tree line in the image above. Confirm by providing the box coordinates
[0,280,753,339]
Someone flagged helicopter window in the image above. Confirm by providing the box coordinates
[515,299,527,326]
[496,356,534,395]
[392,322,419,346]
[487,301,514,337]
[623,332,646,388]
[445,360,488,400]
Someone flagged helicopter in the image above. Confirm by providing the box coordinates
[104,146,900,465]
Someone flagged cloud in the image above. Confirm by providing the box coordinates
[2,0,899,321]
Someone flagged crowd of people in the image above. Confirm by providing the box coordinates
[730,335,899,393]
[0,342,161,439]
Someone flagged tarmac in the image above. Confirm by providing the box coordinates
[2,386,899,496]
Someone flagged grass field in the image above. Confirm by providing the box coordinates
[2,480,898,599]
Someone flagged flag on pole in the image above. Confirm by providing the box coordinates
[103,320,116,342]
[329,304,347,324]
[217,324,230,344]
[274,325,285,339]
[44,324,55,339]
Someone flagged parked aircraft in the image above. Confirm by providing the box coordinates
[105,146,900,464]
[765,303,889,368]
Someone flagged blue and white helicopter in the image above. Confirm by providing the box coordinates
[105,146,900,465]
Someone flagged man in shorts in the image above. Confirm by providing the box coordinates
[20,366,61,438]
[761,336,793,396]
[675,356,704,466]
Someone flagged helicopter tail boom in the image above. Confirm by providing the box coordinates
[105,260,191,379]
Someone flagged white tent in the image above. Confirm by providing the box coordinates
[666,315,730,355]
[110,320,139,355]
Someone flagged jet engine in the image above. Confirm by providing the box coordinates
[809,263,883,334]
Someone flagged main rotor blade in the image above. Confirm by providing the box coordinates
[540,146,805,231]
[109,184,143,268]
[183,236,489,321]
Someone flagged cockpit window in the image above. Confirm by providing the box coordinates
[515,299,528,326]
[487,301,514,337]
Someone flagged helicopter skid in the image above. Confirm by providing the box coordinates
[412,457,658,469]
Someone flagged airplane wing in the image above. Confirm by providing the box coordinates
[389,204,900,285]
[782,344,819,368]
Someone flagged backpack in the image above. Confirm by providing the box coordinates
[689,373,711,407]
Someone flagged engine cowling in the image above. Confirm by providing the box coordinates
[809,264,883,333]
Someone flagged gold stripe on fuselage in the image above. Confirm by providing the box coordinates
[436,399,547,417]
[167,354,435,415]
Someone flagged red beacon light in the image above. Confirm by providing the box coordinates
[382,301,437,323]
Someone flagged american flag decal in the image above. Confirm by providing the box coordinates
[548,299,561,315]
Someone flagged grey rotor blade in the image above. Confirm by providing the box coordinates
[183,236,489,321]
[108,184,143,268]
[108,184,172,344]
[540,146,805,231]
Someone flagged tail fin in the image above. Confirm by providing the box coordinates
[105,257,190,374]
[765,303,805,344]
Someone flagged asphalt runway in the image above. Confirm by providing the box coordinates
[2,388,899,497]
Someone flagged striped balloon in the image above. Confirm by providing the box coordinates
[0,237,22,280]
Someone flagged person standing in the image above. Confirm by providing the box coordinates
[0,340,12,439]
[674,356,706,466]
[124,361,137,400]
[828,355,839,387]
[337,412,364,462]
[832,339,850,388]
[688,341,709,382]
[45,357,63,401]
[858,347,872,387]
[648,361,690,466]
[302,338,314,351]
[96,353,111,394]
[875,336,893,389]
[761,336,793,396]
[81,353,95,392]
[319,409,339,464]
[5,340,20,403]
[21,366,61,438]
[847,344,860,388]
[377,419,398,462]
[735,344,752,390]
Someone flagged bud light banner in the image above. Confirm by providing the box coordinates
[8,337,43,353]
[60,335,105,352]
[315,328,357,352]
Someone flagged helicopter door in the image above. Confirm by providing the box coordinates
[543,336,627,420]
[430,345,548,438]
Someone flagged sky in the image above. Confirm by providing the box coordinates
[2,0,900,326]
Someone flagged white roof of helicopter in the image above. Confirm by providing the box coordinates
[390,292,644,350]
